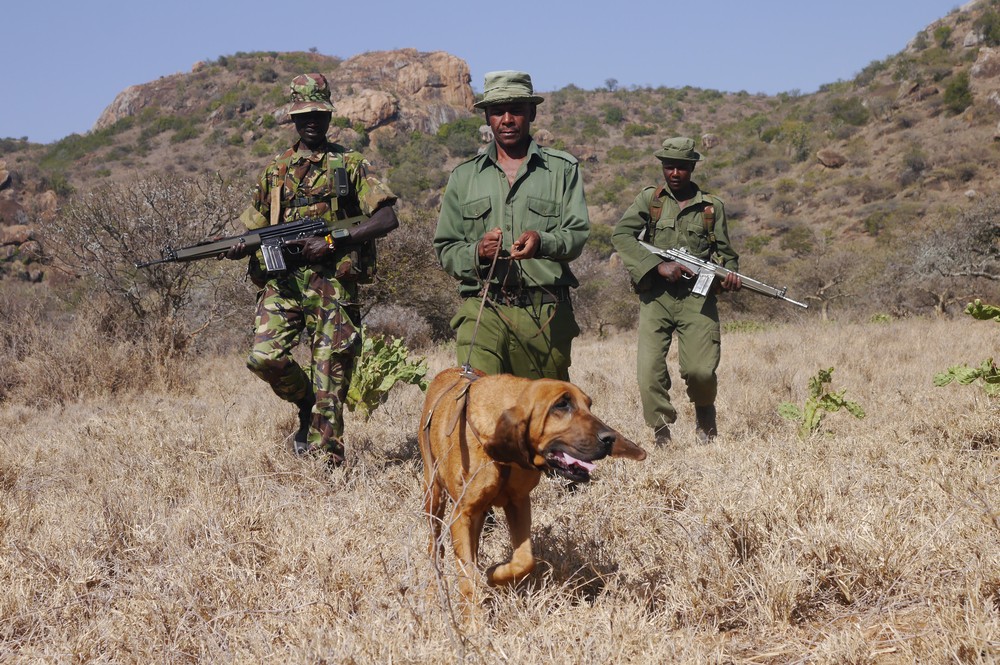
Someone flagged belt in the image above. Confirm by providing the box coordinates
[486,286,571,307]
[288,194,329,208]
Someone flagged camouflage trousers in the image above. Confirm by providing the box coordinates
[636,284,721,431]
[450,294,580,380]
[246,267,360,463]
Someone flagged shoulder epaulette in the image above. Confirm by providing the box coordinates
[539,146,579,165]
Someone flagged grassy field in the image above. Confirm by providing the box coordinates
[1,317,998,663]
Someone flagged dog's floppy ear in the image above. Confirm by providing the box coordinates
[483,405,534,468]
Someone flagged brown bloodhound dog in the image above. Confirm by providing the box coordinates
[418,367,647,606]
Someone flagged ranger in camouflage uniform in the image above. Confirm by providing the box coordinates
[434,70,590,380]
[612,137,741,444]
[227,73,398,465]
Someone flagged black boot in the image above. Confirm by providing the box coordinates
[293,397,314,455]
[695,405,717,442]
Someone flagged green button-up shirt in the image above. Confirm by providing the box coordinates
[434,139,590,298]
[612,182,739,286]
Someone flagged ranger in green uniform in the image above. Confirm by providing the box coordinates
[434,70,590,380]
[612,137,741,444]
[226,73,398,466]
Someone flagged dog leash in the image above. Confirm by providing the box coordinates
[461,234,503,380]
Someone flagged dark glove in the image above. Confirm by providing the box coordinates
[286,236,333,264]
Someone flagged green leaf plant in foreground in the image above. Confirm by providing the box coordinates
[778,367,866,439]
[964,298,1000,323]
[346,326,429,419]
[933,300,1000,397]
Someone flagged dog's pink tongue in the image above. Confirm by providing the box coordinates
[556,451,595,472]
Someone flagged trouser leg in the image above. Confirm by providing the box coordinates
[452,298,509,375]
[507,301,578,381]
[637,294,677,430]
[301,275,360,462]
[246,273,359,461]
[676,295,721,407]
[246,283,312,405]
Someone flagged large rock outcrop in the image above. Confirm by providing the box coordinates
[94,49,475,136]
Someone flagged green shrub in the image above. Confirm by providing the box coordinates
[347,328,428,419]
[934,300,1000,397]
[779,367,866,439]
[579,115,607,140]
[827,96,870,126]
[602,105,624,125]
[934,25,953,48]
[623,123,655,138]
[943,71,973,114]
[723,320,768,334]
[742,235,771,254]
[436,116,481,157]
[974,9,1000,46]
[170,124,202,144]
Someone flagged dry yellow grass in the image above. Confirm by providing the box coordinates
[1,317,998,662]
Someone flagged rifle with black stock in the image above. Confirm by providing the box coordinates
[134,215,361,273]
[638,240,808,309]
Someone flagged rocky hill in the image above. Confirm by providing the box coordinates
[2,1,999,316]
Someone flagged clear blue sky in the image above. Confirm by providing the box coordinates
[2,0,965,144]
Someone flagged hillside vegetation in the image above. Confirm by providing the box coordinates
[2,1,999,332]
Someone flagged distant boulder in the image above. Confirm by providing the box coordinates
[816,149,847,169]
[333,89,399,131]
[534,129,555,147]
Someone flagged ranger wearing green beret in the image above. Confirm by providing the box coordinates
[434,70,590,380]
[611,137,742,444]
[225,73,399,466]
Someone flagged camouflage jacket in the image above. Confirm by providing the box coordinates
[240,139,396,280]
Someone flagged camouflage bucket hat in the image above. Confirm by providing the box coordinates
[288,73,336,115]
[473,70,544,109]
[654,136,703,162]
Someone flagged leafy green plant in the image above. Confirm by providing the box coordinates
[347,327,428,419]
[933,300,1000,396]
[943,71,973,115]
[779,367,866,439]
[965,299,1000,322]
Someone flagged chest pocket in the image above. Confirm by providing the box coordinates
[461,196,492,220]
[461,196,492,240]
[527,196,561,231]
[683,209,712,254]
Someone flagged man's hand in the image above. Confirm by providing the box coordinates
[286,236,333,263]
[719,272,742,291]
[510,230,540,260]
[656,260,695,283]
[220,238,252,261]
[478,227,503,260]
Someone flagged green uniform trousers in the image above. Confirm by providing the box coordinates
[637,283,722,430]
[246,267,360,463]
[451,294,580,380]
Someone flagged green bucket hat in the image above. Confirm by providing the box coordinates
[288,73,336,115]
[654,136,703,162]
[474,70,545,109]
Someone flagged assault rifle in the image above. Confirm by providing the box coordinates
[135,216,359,272]
[638,240,808,309]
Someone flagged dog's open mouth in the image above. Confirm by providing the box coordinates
[544,450,598,482]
